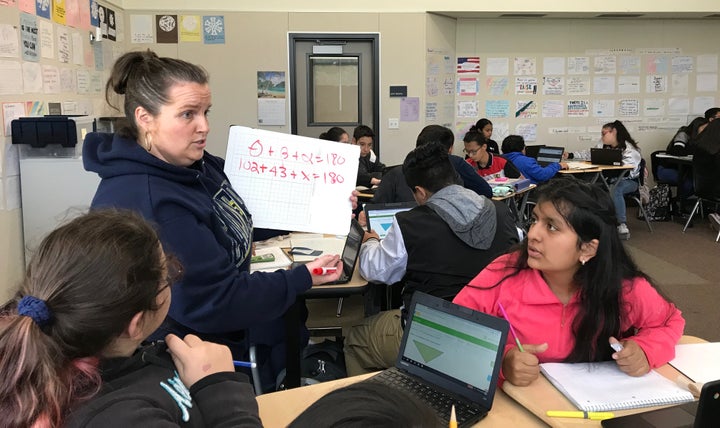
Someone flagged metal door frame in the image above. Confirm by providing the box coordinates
[289,33,380,149]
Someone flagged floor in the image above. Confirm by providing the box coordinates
[307,212,720,344]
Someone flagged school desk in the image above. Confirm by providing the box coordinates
[502,335,705,427]
[492,183,537,230]
[559,163,634,195]
[256,373,545,427]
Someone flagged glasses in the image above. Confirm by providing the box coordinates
[464,148,480,156]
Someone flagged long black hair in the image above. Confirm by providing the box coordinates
[603,120,639,151]
[471,178,665,362]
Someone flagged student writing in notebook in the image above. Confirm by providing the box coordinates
[0,210,261,427]
[453,178,684,386]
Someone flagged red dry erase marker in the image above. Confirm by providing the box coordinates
[312,267,338,275]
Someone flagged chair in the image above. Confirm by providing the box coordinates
[682,155,720,234]
[625,158,653,233]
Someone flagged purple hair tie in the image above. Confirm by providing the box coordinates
[18,295,53,328]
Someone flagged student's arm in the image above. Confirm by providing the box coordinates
[356,157,379,187]
[191,373,262,427]
[623,147,642,178]
[620,277,685,369]
[358,217,408,284]
[522,159,562,183]
[451,155,493,198]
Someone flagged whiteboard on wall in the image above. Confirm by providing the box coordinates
[224,126,359,235]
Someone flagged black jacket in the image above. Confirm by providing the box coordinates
[66,343,262,427]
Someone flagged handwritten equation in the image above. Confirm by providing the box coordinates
[224,126,359,235]
[233,139,348,184]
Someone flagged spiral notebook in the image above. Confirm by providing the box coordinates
[540,361,694,412]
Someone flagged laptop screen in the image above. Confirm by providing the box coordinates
[536,146,564,164]
[340,220,364,278]
[400,301,505,395]
[365,202,416,239]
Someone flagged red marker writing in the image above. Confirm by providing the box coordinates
[312,267,338,275]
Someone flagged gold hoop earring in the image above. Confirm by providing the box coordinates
[143,132,153,152]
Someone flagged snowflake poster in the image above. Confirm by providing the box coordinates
[203,15,224,45]
[89,0,98,27]
[156,14,177,43]
[36,0,51,19]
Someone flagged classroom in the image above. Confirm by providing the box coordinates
[0,1,719,426]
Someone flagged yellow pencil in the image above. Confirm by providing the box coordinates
[449,404,457,428]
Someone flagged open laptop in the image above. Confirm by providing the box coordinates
[364,201,417,239]
[591,148,623,166]
[601,379,720,428]
[535,146,565,166]
[292,218,364,285]
[524,144,545,159]
[365,292,509,427]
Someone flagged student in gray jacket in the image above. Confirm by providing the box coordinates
[344,142,519,376]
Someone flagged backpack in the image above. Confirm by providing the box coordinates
[275,339,347,390]
[644,184,671,221]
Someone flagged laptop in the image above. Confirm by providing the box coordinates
[364,201,417,239]
[591,148,623,166]
[365,292,509,427]
[291,219,364,285]
[535,146,565,166]
[524,144,545,159]
[601,379,720,428]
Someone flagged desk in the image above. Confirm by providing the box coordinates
[655,153,694,212]
[257,373,545,427]
[502,335,705,427]
[492,183,537,230]
[559,163,634,195]
[284,261,368,389]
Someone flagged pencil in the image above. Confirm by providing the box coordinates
[497,302,525,352]
[449,404,457,428]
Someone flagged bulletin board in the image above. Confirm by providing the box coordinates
[224,126,359,235]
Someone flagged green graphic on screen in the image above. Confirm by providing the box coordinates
[413,340,444,363]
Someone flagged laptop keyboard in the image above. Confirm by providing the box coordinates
[367,368,486,426]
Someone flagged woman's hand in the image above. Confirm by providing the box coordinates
[165,334,235,388]
[611,337,650,376]
[502,343,548,386]
[350,190,359,211]
[304,254,343,285]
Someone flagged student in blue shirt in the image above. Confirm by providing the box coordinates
[502,135,568,184]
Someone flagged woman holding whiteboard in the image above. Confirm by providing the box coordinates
[83,50,345,392]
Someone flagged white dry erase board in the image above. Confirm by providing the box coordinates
[224,126,360,235]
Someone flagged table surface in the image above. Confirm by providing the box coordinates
[257,373,545,427]
[260,336,704,427]
[502,335,705,427]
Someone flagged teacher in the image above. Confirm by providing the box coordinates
[83,50,344,392]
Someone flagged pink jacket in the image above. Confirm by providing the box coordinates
[453,253,685,369]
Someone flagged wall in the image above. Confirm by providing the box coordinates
[0,2,123,300]
[118,0,720,15]
[124,11,429,166]
[455,19,720,160]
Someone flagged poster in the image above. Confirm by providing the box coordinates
[20,13,39,61]
[567,100,590,117]
[180,15,201,42]
[156,14,178,43]
[514,57,536,75]
[485,100,509,118]
[514,77,537,95]
[456,57,480,73]
[202,15,224,44]
[257,71,285,126]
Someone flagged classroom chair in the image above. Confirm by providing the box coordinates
[625,159,653,233]
[682,165,720,237]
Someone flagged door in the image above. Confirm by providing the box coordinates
[289,33,379,151]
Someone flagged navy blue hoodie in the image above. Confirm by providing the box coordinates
[83,132,311,345]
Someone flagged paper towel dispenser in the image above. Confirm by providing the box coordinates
[11,116,94,148]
